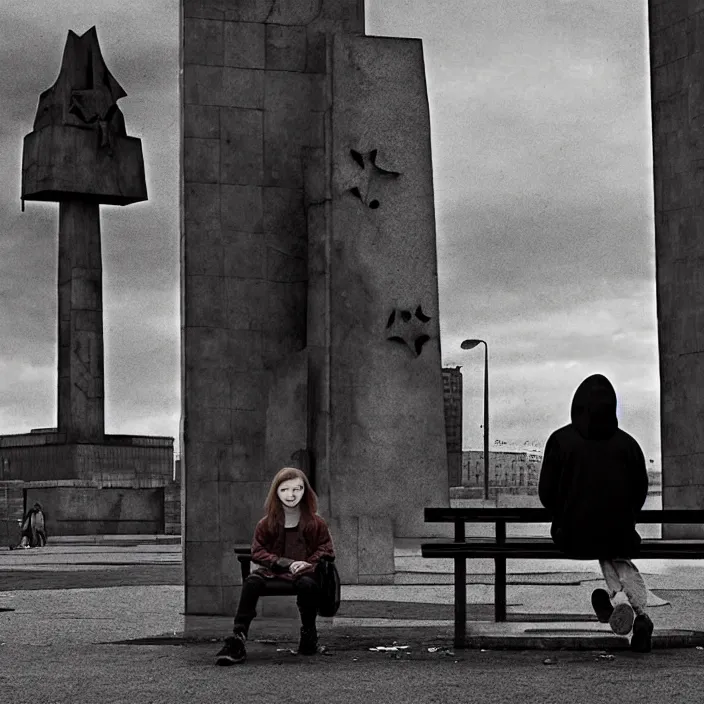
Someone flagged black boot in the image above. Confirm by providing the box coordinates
[631,614,654,653]
[298,626,318,655]
[215,631,246,665]
[591,588,614,623]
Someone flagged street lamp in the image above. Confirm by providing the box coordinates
[461,339,489,500]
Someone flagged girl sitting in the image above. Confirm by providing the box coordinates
[216,467,335,665]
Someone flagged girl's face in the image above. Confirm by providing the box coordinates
[277,477,305,508]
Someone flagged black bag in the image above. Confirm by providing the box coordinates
[316,555,341,617]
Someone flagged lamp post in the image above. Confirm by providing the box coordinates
[461,339,489,500]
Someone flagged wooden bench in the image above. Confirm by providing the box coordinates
[234,548,336,596]
[422,507,704,648]
[234,547,301,596]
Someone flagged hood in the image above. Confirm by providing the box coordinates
[570,374,618,440]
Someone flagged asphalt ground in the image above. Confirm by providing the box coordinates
[3,641,704,704]
[3,542,704,702]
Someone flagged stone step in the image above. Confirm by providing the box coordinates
[49,534,181,544]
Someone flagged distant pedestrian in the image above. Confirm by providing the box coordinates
[538,373,654,652]
[215,467,335,665]
[31,503,47,546]
[10,503,47,550]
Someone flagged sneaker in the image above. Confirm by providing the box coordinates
[631,613,654,653]
[298,626,318,656]
[609,602,635,636]
[591,588,614,623]
[215,633,246,666]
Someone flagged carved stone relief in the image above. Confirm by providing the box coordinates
[348,149,400,209]
[386,305,431,356]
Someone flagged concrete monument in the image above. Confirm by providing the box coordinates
[181,0,450,614]
[649,3,704,537]
[0,27,178,541]
[23,26,147,440]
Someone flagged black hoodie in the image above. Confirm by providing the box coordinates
[538,374,649,559]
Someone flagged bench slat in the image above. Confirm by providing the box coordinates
[421,537,704,552]
[422,538,704,548]
[421,540,704,559]
[424,508,704,524]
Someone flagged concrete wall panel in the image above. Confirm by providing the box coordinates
[328,34,449,537]
[25,487,164,535]
[650,2,704,524]
[182,0,453,612]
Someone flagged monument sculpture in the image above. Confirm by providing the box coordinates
[0,27,178,539]
[181,0,451,614]
[23,26,147,441]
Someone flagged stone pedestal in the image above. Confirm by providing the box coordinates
[649,2,704,538]
[0,433,177,536]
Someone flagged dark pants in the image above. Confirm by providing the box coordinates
[233,574,320,636]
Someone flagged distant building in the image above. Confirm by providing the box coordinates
[459,448,663,501]
[0,429,179,543]
[442,367,463,486]
[462,448,543,498]
[647,469,662,497]
[439,367,662,499]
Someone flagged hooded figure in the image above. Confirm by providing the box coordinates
[538,374,648,559]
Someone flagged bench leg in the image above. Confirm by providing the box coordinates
[495,557,507,622]
[454,557,466,648]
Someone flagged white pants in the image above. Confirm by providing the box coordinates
[599,559,648,616]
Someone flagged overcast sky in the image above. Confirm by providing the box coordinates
[0,1,660,463]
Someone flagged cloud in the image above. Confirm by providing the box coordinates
[445,282,660,460]
[0,359,56,433]
[369,1,660,459]
[0,1,661,464]
[103,304,180,439]
[0,286,180,439]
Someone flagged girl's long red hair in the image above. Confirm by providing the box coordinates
[264,467,318,533]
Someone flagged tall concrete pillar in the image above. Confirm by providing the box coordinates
[181,0,366,615]
[57,200,105,443]
[182,0,449,614]
[649,2,704,536]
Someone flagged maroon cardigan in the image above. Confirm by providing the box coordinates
[250,513,335,581]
